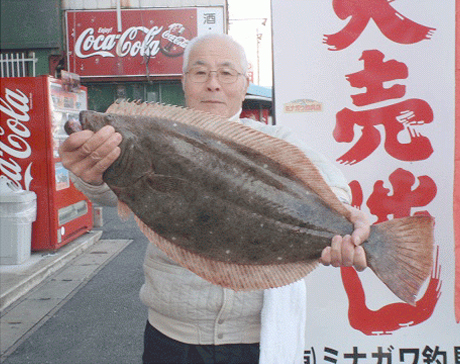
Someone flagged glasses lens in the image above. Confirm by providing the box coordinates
[188,68,240,83]
[217,68,238,83]
[189,68,208,83]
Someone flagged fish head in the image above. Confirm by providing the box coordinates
[64,110,114,134]
[67,110,150,189]
[79,110,113,133]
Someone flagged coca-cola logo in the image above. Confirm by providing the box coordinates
[160,23,191,57]
[0,88,33,190]
[74,23,190,60]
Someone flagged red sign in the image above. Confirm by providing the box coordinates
[66,9,198,78]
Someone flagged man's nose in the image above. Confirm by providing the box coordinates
[206,72,221,90]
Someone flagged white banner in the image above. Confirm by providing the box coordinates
[272,0,458,362]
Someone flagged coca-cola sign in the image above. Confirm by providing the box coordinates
[66,9,200,78]
[0,88,33,190]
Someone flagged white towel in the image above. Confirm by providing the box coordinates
[259,279,307,364]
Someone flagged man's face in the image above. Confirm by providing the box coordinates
[182,38,249,119]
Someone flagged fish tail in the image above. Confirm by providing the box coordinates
[364,215,435,305]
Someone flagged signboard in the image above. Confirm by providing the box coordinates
[66,7,224,78]
[272,0,458,362]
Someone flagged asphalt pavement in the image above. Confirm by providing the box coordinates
[1,207,150,364]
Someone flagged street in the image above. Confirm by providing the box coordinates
[2,207,149,364]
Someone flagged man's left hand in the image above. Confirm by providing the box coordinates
[320,204,370,271]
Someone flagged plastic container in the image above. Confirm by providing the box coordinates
[93,205,104,228]
[0,176,37,265]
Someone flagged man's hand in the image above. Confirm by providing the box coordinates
[58,125,122,185]
[320,204,370,271]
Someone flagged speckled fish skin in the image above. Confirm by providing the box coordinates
[81,110,349,265]
[70,103,435,304]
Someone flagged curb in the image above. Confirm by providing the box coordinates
[0,230,102,312]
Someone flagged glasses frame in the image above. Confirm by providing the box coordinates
[185,67,244,84]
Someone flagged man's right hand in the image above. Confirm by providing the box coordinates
[59,125,122,185]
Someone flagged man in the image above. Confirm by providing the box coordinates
[59,34,369,364]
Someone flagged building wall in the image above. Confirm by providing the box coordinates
[1,0,63,77]
[1,0,62,49]
[86,81,185,112]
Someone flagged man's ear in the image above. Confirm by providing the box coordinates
[181,74,186,92]
[241,76,250,101]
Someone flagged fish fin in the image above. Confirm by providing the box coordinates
[106,101,350,219]
[133,213,319,290]
[365,215,435,305]
[117,201,132,221]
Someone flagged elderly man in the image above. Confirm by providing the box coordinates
[59,33,369,364]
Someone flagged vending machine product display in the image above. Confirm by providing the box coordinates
[1,75,93,251]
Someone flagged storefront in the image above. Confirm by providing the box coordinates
[1,1,227,109]
[241,83,273,125]
[65,5,226,110]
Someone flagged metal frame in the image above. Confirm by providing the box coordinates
[0,52,37,78]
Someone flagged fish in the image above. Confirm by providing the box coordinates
[67,101,435,305]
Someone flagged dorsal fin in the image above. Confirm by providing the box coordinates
[106,101,351,218]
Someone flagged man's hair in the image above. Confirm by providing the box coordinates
[182,33,248,74]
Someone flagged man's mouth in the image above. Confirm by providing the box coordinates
[202,100,225,104]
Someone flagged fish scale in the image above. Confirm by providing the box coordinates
[67,101,435,304]
[112,113,343,261]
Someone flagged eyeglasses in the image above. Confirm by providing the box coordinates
[185,67,244,84]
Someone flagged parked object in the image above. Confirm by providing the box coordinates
[0,176,37,265]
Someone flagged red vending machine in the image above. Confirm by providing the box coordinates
[1,75,93,251]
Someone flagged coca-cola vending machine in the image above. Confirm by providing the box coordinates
[1,75,93,251]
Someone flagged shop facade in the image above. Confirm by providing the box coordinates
[1,0,228,110]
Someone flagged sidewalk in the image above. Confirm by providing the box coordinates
[0,230,102,312]
[0,231,135,359]
[0,207,149,363]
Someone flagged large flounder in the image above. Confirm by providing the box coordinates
[70,101,434,304]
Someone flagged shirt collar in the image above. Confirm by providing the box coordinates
[228,109,242,123]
